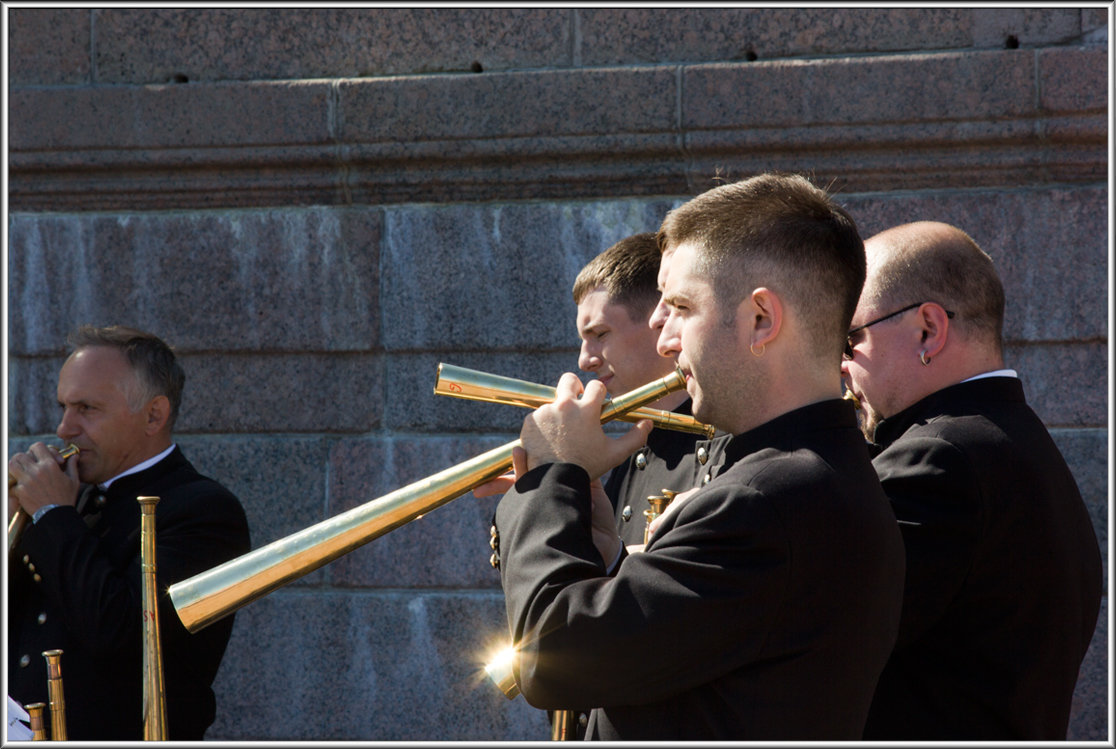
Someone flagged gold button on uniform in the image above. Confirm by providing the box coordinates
[32,574,42,583]
[37,612,47,625]
[27,562,36,573]
[22,555,30,565]
[621,506,632,522]
[635,453,647,470]
[19,655,30,668]
[697,446,709,465]
[703,473,712,485]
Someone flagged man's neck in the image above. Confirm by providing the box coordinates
[101,442,176,489]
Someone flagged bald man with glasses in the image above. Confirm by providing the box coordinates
[841,221,1102,740]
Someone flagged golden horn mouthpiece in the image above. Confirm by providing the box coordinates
[169,367,687,634]
[842,389,862,410]
[435,363,714,438]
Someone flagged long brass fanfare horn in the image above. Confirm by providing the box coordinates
[169,368,687,633]
[435,363,713,438]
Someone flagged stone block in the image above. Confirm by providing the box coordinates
[326,435,513,589]
[1067,597,1108,740]
[337,66,677,143]
[173,435,334,588]
[378,198,679,350]
[1039,47,1109,112]
[1080,8,1108,35]
[6,9,91,85]
[1003,344,1107,429]
[971,8,1089,48]
[177,353,383,434]
[842,185,1108,342]
[7,207,381,354]
[208,590,549,740]
[682,50,1035,130]
[93,8,571,84]
[6,358,64,437]
[6,352,383,436]
[8,80,332,151]
[580,8,975,64]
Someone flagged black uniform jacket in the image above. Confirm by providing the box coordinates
[863,377,1103,740]
[8,446,251,740]
[603,398,726,546]
[495,399,905,740]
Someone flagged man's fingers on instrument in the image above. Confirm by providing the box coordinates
[511,446,528,479]
[472,474,515,498]
[555,372,585,402]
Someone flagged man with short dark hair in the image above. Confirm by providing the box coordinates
[843,222,1103,740]
[572,233,722,546]
[8,325,251,741]
[491,174,905,739]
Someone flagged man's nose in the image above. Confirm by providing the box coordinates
[648,299,668,332]
[578,342,601,372]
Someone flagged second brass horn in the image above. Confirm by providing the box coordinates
[435,363,714,438]
[169,368,687,634]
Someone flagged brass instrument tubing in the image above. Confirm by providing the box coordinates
[842,389,862,410]
[550,709,576,741]
[642,489,677,545]
[42,650,66,741]
[435,363,714,438]
[139,497,169,740]
[169,368,687,634]
[24,702,48,741]
[8,445,80,554]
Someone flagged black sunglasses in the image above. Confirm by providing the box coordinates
[843,302,955,360]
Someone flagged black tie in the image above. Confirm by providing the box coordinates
[76,485,107,527]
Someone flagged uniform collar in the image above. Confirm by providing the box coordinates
[722,398,859,467]
[872,377,1025,449]
[100,443,177,491]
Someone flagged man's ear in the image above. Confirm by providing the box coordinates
[748,287,783,351]
[144,395,171,435]
[917,302,951,361]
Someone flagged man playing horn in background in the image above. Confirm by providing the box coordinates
[488,173,906,739]
[7,325,250,740]
[571,232,726,550]
[842,222,1103,740]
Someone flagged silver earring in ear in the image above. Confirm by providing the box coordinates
[919,351,931,366]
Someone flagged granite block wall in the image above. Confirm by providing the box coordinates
[5,7,1108,741]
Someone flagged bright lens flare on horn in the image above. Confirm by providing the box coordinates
[484,644,520,699]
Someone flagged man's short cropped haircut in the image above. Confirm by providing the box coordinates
[865,223,1005,355]
[572,233,663,321]
[67,325,185,430]
[657,173,866,360]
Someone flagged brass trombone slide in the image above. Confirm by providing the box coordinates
[435,363,714,438]
[169,368,688,634]
[8,444,80,554]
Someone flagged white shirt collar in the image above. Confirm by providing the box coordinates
[961,368,1018,383]
[100,444,177,490]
